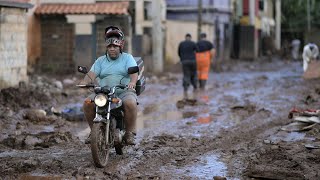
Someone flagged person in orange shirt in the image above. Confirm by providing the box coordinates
[196,33,216,91]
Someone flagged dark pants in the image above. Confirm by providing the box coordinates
[181,61,197,91]
[199,80,206,90]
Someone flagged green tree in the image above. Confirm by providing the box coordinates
[282,0,320,32]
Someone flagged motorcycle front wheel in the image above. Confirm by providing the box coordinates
[91,122,110,167]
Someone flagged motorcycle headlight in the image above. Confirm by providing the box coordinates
[94,94,107,107]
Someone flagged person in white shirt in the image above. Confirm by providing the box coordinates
[302,43,319,72]
[291,39,301,60]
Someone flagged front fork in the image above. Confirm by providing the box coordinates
[93,101,112,147]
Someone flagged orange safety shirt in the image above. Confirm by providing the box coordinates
[196,51,211,80]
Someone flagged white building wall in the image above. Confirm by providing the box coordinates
[214,0,230,10]
[0,7,28,89]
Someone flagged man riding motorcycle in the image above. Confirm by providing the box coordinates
[80,26,138,145]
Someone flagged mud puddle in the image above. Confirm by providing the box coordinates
[153,153,228,180]
[173,153,228,179]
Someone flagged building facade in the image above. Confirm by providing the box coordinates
[0,1,32,89]
[27,0,131,74]
[232,0,279,59]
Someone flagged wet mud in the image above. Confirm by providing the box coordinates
[1,60,320,179]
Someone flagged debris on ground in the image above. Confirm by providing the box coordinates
[282,108,320,132]
[288,108,320,123]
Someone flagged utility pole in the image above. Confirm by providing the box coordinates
[197,0,202,41]
[249,0,255,25]
[275,0,281,50]
[249,0,257,58]
[135,0,144,35]
[152,0,163,73]
[307,0,311,32]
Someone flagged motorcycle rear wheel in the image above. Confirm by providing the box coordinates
[91,123,109,167]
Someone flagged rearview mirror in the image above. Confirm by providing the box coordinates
[128,66,139,74]
[78,66,88,74]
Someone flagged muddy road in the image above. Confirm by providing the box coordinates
[1,60,320,179]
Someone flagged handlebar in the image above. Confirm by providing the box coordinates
[76,84,95,88]
[115,84,127,89]
[76,84,127,90]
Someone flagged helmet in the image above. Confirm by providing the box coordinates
[105,26,124,40]
[105,26,125,50]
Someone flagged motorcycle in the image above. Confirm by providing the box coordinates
[76,65,144,167]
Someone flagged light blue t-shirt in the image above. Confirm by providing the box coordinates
[90,53,137,92]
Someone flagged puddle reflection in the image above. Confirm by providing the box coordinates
[176,153,227,179]
[137,110,183,131]
[199,95,209,103]
[197,115,212,124]
[196,109,212,124]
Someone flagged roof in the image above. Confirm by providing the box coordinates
[34,2,129,15]
[11,0,30,2]
[0,0,33,9]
